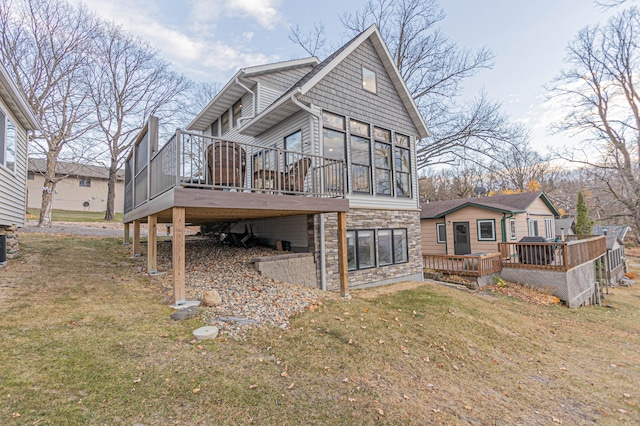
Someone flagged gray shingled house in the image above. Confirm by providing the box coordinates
[123,25,429,304]
[0,63,41,264]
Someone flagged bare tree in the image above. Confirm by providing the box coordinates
[485,139,559,192]
[0,0,100,226]
[288,23,328,57]
[548,7,640,238]
[337,0,523,168]
[88,22,191,220]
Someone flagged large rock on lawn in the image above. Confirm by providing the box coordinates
[202,290,222,306]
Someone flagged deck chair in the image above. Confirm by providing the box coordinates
[207,141,246,188]
[283,157,311,193]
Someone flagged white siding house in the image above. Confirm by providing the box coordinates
[0,62,40,263]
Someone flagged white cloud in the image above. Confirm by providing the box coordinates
[188,0,283,31]
[82,0,279,82]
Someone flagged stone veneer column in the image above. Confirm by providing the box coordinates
[2,226,20,259]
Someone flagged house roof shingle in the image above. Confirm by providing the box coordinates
[593,225,630,241]
[420,191,560,219]
[28,158,124,180]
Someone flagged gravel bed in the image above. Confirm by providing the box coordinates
[152,238,335,338]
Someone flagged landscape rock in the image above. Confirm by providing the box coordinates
[193,325,219,340]
[202,289,222,306]
[170,306,200,321]
[620,277,635,287]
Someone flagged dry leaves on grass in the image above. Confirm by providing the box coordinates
[485,280,560,306]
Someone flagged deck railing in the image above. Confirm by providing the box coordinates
[125,129,346,213]
[422,252,502,277]
[498,235,606,271]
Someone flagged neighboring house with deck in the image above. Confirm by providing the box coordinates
[27,159,124,214]
[123,25,429,304]
[420,191,560,256]
[420,192,608,307]
[0,62,41,264]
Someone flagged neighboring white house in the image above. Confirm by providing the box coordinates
[0,62,41,263]
[27,159,124,214]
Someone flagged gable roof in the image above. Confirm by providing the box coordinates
[187,57,320,132]
[0,63,41,131]
[28,158,124,180]
[593,225,630,241]
[240,24,430,138]
[555,217,576,235]
[420,191,561,219]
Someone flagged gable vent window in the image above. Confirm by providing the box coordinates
[362,66,377,94]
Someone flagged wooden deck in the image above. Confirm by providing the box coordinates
[123,187,349,224]
[422,252,502,277]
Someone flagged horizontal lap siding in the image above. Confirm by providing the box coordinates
[0,99,27,227]
[443,207,503,253]
[255,111,310,151]
[421,218,446,255]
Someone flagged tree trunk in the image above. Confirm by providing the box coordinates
[38,154,58,227]
[104,160,118,221]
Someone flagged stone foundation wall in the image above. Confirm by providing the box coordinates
[318,208,423,291]
[1,226,19,260]
[251,253,317,288]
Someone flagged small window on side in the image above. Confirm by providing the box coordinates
[221,110,229,133]
[477,219,495,241]
[27,172,34,180]
[362,66,377,94]
[437,223,446,243]
[509,218,517,240]
[232,100,243,127]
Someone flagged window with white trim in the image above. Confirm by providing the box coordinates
[437,223,446,243]
[477,219,496,241]
[373,127,392,195]
[545,218,553,239]
[529,219,539,236]
[0,108,16,173]
[362,66,377,94]
[509,218,517,240]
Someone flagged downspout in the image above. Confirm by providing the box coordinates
[235,77,257,125]
[501,212,514,242]
[291,92,328,291]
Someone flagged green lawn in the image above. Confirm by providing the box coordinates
[27,208,123,223]
[1,233,639,424]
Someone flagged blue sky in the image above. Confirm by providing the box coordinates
[81,0,620,153]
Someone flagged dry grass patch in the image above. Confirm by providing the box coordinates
[1,234,639,424]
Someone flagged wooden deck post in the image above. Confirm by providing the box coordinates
[337,211,349,297]
[147,214,157,274]
[123,222,130,245]
[132,220,141,257]
[172,207,186,304]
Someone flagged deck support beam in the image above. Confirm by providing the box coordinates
[337,211,349,298]
[147,214,157,274]
[172,207,186,305]
[132,220,141,257]
[123,222,130,245]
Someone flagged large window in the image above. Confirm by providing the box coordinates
[377,229,408,266]
[221,110,229,133]
[347,229,376,271]
[362,66,377,94]
[0,109,16,173]
[284,130,302,166]
[232,100,243,127]
[350,119,371,193]
[323,111,346,192]
[373,127,392,195]
[437,223,446,244]
[477,219,496,241]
